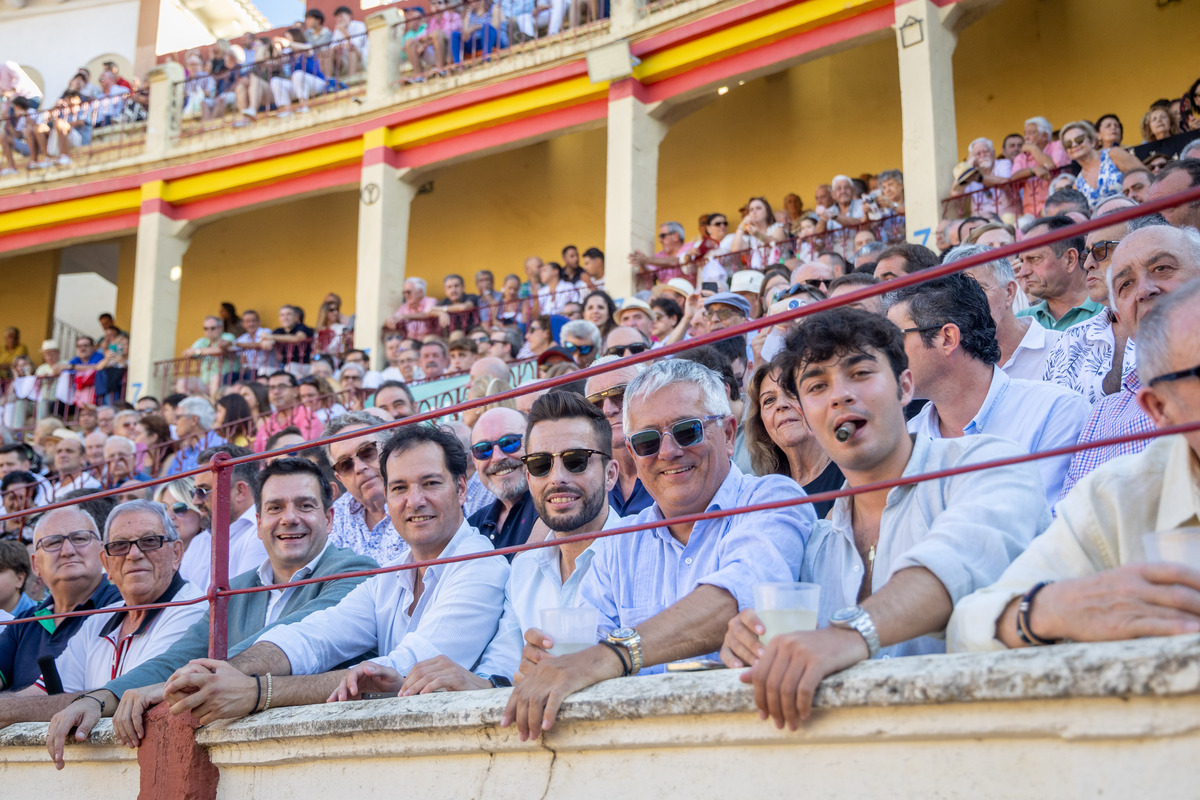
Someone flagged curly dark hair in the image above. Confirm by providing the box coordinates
[776,307,908,399]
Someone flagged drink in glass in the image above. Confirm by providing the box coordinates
[753,582,821,644]
[540,607,599,656]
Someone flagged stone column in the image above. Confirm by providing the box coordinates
[127,181,190,399]
[355,132,421,361]
[144,62,184,161]
[365,9,403,110]
[604,79,668,300]
[895,0,959,248]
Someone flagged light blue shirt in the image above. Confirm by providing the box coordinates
[258,521,508,676]
[801,434,1049,659]
[908,366,1089,506]
[580,463,814,673]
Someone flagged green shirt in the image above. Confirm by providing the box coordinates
[1016,298,1105,332]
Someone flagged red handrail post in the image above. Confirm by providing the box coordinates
[207,451,233,660]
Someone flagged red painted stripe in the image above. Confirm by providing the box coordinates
[174,164,362,221]
[632,0,811,56]
[0,212,139,255]
[139,197,183,219]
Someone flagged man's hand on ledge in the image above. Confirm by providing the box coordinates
[401,655,490,695]
[45,690,116,770]
[327,661,404,702]
[739,627,868,731]
[112,683,165,749]
[720,608,766,669]
[1018,563,1200,646]
[164,658,258,724]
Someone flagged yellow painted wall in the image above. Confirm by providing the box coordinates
[0,249,58,363]
[407,127,608,289]
[174,193,359,353]
[114,235,136,333]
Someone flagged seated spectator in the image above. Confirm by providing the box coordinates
[84,431,108,475]
[826,272,883,315]
[561,301,583,320]
[0,539,34,619]
[161,424,509,720]
[702,293,751,340]
[944,245,1060,381]
[0,501,205,729]
[1059,120,1145,208]
[1141,101,1180,144]
[519,315,554,359]
[253,371,324,452]
[263,305,315,366]
[560,320,601,369]
[582,357,653,516]
[418,339,450,381]
[1122,167,1153,203]
[815,177,866,251]
[447,338,479,374]
[725,309,1047,729]
[468,408,538,554]
[582,290,617,339]
[270,27,326,113]
[1147,160,1200,230]
[298,375,346,426]
[579,247,606,292]
[0,61,43,109]
[46,458,377,764]
[489,327,522,361]
[135,414,179,478]
[461,0,500,59]
[51,433,100,498]
[885,273,1089,504]
[1016,215,1105,331]
[964,220,1018,251]
[435,274,479,331]
[1009,116,1071,218]
[950,277,1200,653]
[331,5,369,76]
[167,397,226,475]
[372,380,416,420]
[950,137,1018,222]
[387,278,441,339]
[536,262,580,316]
[502,359,812,740]
[1058,224,1200,498]
[324,412,407,564]
[235,310,274,377]
[102,436,150,489]
[192,445,268,577]
[1,97,48,173]
[628,221,688,288]
[730,197,787,270]
[872,242,939,282]
[615,298,655,338]
[1042,187,1092,220]
[215,393,256,447]
[649,296,683,343]
[2,470,42,542]
[183,316,238,393]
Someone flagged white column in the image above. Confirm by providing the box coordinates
[144,62,184,161]
[604,79,668,300]
[355,143,420,360]
[895,0,959,248]
[128,182,190,399]
[365,9,403,110]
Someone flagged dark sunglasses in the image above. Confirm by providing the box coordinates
[332,441,380,477]
[561,342,595,356]
[191,486,211,501]
[1149,362,1200,387]
[471,433,523,460]
[604,343,649,358]
[586,383,627,410]
[1081,240,1121,263]
[1063,134,1088,149]
[169,502,191,515]
[628,415,724,458]
[521,448,607,478]
[104,535,170,557]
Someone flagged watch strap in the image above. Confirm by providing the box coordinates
[599,639,631,677]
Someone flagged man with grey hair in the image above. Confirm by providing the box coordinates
[1057,224,1200,499]
[168,396,225,475]
[387,277,440,340]
[1181,139,1200,162]
[951,137,1017,220]
[0,500,204,727]
[1010,115,1070,218]
[194,445,267,577]
[182,315,237,391]
[950,275,1200,653]
[102,435,150,489]
[561,319,601,369]
[502,359,812,741]
[628,221,688,285]
[324,411,407,564]
[945,244,1061,380]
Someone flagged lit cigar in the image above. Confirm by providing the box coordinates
[835,422,857,442]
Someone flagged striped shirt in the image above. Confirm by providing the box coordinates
[1057,371,1155,502]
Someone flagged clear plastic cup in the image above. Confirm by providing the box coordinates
[1143,527,1200,570]
[540,607,599,656]
[753,582,821,644]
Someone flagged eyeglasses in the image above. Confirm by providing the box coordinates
[587,383,627,410]
[561,342,595,356]
[471,433,523,460]
[169,502,191,515]
[1063,134,1088,149]
[702,308,745,322]
[604,343,649,358]
[1148,362,1200,387]
[628,415,725,458]
[36,530,99,552]
[489,338,508,347]
[709,220,728,227]
[1081,240,1121,263]
[191,486,211,502]
[901,324,945,335]
[104,535,170,557]
[521,449,608,478]
[658,233,670,240]
[471,336,490,345]
[332,441,380,477]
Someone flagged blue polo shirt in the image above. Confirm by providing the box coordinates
[467,491,539,561]
[0,577,123,692]
[608,477,654,517]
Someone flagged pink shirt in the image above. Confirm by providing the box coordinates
[1012,140,1070,218]
[392,296,440,339]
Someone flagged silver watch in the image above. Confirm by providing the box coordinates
[829,605,881,658]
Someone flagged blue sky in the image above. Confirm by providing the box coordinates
[254,0,305,28]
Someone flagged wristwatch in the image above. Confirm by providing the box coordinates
[606,627,643,675]
[829,605,881,658]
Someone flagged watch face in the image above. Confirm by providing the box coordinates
[610,627,635,641]
[830,606,860,624]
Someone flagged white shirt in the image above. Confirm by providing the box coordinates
[228,505,268,578]
[538,281,582,315]
[802,435,1049,659]
[908,366,1090,506]
[178,530,213,591]
[45,577,205,693]
[1001,320,1062,381]
[0,609,11,623]
[52,472,101,500]
[258,520,508,675]
[257,542,331,626]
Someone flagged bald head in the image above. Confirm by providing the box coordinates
[602,326,648,352]
[34,506,98,541]
[470,356,511,384]
[471,407,529,502]
[1108,225,1200,332]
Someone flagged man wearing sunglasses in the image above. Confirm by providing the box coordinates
[194,446,268,579]
[727,308,1047,730]
[0,501,204,728]
[0,507,120,693]
[502,359,812,741]
[324,412,407,565]
[601,326,651,360]
[1058,225,1200,499]
[951,275,1200,653]
[585,358,654,516]
[47,459,376,766]
[468,408,538,557]
[560,320,601,369]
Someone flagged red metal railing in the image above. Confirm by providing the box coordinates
[0,95,147,180]
[941,167,1075,222]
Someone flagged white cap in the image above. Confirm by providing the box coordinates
[729,270,764,295]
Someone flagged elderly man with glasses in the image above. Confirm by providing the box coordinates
[502,359,813,741]
[0,500,204,728]
[323,411,407,565]
[0,507,121,693]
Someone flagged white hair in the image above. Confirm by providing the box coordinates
[177,396,216,430]
[561,319,602,347]
[405,277,427,292]
[943,244,1015,286]
[1025,116,1052,135]
[104,498,178,543]
[622,359,731,432]
[104,435,135,453]
[831,174,853,187]
[969,137,995,155]
[1180,138,1200,161]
